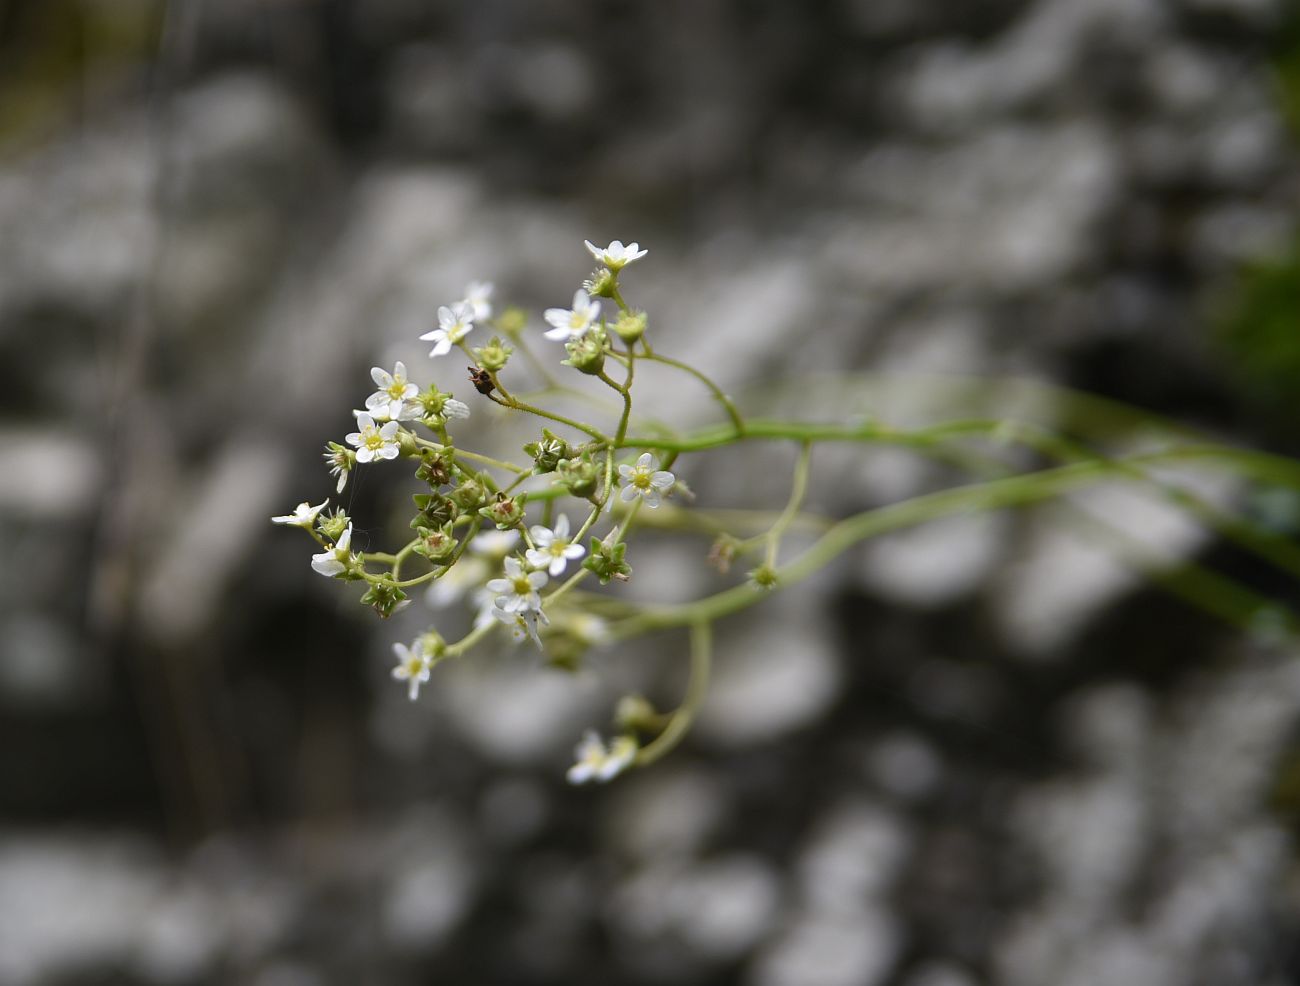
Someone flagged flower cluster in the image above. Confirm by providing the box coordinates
[274,244,708,785]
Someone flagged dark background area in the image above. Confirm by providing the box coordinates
[2,0,1300,984]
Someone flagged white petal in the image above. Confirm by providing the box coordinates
[378,421,400,439]
[548,558,567,577]
[543,326,572,341]
[371,367,391,387]
[444,399,470,419]
[394,360,407,378]
[650,471,675,490]
[356,413,377,431]
[563,544,585,559]
[378,445,400,460]
[529,525,553,546]
[527,571,548,589]
[584,239,602,261]
[636,452,654,469]
[437,306,455,330]
[618,464,634,480]
[642,489,661,508]
[430,338,452,357]
[620,485,638,502]
[544,309,569,329]
[485,578,512,595]
[553,515,571,539]
[355,447,374,463]
[525,548,550,569]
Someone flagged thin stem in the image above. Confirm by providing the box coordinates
[765,441,813,567]
[493,394,611,443]
[411,435,527,475]
[635,620,713,767]
[642,352,745,436]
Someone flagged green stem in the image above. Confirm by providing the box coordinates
[635,620,712,767]
[642,352,745,437]
[765,441,813,567]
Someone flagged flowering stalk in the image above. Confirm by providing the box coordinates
[273,241,1300,784]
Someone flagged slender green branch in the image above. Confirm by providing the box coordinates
[642,352,745,436]
[765,441,813,567]
[636,620,713,767]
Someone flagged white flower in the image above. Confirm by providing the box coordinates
[346,413,401,463]
[525,514,586,576]
[365,361,420,421]
[543,289,601,341]
[618,452,675,508]
[491,604,549,649]
[566,731,638,784]
[464,280,493,321]
[271,499,328,527]
[420,301,476,357]
[584,239,647,271]
[311,525,354,577]
[470,529,520,557]
[390,640,432,701]
[486,556,548,613]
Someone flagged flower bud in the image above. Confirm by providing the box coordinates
[478,493,527,530]
[496,306,528,337]
[415,447,454,487]
[613,310,647,344]
[413,524,457,562]
[449,477,490,512]
[562,331,606,376]
[584,267,616,299]
[748,564,778,590]
[473,336,514,372]
[523,429,571,474]
[360,582,409,619]
[318,508,351,542]
[557,452,600,499]
[584,537,631,585]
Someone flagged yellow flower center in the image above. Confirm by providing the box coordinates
[569,311,586,329]
[386,382,406,399]
[365,432,386,451]
[633,471,651,489]
[512,576,532,595]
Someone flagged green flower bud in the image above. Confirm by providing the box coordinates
[523,428,571,474]
[584,537,632,585]
[449,477,490,512]
[473,336,514,372]
[397,430,420,457]
[562,328,606,376]
[613,310,647,344]
[360,582,408,619]
[410,492,457,530]
[748,564,778,590]
[418,629,447,661]
[413,524,457,562]
[318,508,351,542]
[496,306,528,337]
[478,492,527,530]
[584,267,616,299]
[557,452,600,499]
[415,447,455,488]
[615,694,668,733]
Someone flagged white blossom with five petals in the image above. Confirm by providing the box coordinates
[525,514,586,576]
[584,239,647,270]
[618,452,675,507]
[271,499,328,527]
[390,640,432,701]
[365,361,420,421]
[543,289,601,341]
[486,556,548,613]
[346,413,401,463]
[420,301,476,357]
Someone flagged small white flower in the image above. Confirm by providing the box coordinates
[311,525,354,578]
[470,529,521,557]
[365,361,420,421]
[566,731,638,784]
[486,556,548,613]
[420,301,476,357]
[525,514,586,576]
[464,280,493,321]
[271,499,328,527]
[543,289,601,341]
[491,604,549,649]
[584,239,647,271]
[346,413,401,463]
[618,452,675,508]
[390,640,432,701]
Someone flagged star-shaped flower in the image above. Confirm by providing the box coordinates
[525,514,586,576]
[584,239,647,271]
[346,413,401,463]
[271,499,328,527]
[311,525,354,577]
[420,301,476,357]
[486,556,548,613]
[390,640,432,701]
[618,452,675,508]
[365,361,420,421]
[566,731,638,784]
[543,289,601,341]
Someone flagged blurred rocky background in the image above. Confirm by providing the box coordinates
[4,0,1300,983]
